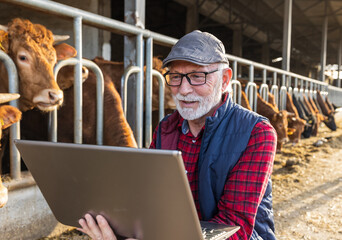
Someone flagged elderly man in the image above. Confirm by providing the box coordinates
[78,30,277,240]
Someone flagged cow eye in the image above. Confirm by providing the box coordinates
[19,55,28,61]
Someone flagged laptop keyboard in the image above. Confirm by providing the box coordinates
[202,227,231,240]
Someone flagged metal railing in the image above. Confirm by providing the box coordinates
[0,50,20,179]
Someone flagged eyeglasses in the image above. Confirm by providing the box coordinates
[163,69,219,86]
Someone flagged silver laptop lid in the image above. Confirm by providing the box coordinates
[15,140,205,240]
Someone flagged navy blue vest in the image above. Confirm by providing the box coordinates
[156,97,276,240]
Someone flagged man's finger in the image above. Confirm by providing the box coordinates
[96,215,117,240]
[84,213,104,240]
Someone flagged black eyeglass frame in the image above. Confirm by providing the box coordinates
[163,69,219,86]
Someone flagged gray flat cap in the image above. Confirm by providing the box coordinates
[163,30,228,67]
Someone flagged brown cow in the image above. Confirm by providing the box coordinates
[303,95,323,136]
[0,93,22,208]
[268,93,279,111]
[92,56,176,132]
[57,65,89,90]
[286,92,306,144]
[256,93,290,152]
[20,70,137,148]
[316,91,337,131]
[92,56,175,112]
[0,18,76,112]
[240,91,252,111]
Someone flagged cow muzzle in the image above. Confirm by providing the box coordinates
[33,89,64,112]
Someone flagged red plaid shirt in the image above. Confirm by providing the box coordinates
[150,114,276,240]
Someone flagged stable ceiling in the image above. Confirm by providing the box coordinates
[173,0,342,68]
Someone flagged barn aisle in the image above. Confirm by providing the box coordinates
[272,109,342,240]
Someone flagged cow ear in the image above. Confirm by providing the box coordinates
[0,105,22,129]
[54,43,77,60]
[0,30,9,53]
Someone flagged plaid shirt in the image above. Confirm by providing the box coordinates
[150,114,276,240]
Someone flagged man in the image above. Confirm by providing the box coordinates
[78,30,277,240]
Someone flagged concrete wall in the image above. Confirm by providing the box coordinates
[0,173,73,240]
[0,0,111,60]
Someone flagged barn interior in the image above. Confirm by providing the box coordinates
[1,1,342,239]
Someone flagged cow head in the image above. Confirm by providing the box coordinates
[288,116,306,144]
[0,18,77,112]
[323,114,337,131]
[57,65,89,90]
[270,110,290,151]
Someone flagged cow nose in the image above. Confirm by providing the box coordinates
[49,89,63,104]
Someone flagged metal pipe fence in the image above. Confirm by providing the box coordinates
[1,0,342,179]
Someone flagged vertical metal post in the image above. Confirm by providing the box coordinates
[320,2,328,81]
[338,36,342,87]
[282,0,292,71]
[263,69,267,84]
[145,37,153,148]
[124,0,145,143]
[0,51,21,179]
[279,74,287,110]
[233,61,237,80]
[74,16,83,144]
[271,72,279,106]
[136,33,144,148]
[293,77,298,96]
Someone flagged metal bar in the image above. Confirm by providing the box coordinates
[233,61,237,80]
[226,53,327,87]
[74,16,83,144]
[338,36,342,87]
[54,58,104,145]
[247,65,256,110]
[282,0,292,71]
[260,68,269,101]
[0,51,21,179]
[279,85,287,110]
[299,79,304,100]
[0,0,177,46]
[121,66,141,116]
[136,33,144,148]
[293,77,298,97]
[288,76,293,96]
[262,69,267,84]
[320,4,328,81]
[231,80,241,104]
[145,37,153,148]
[151,70,165,122]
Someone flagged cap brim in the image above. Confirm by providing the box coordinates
[162,57,211,68]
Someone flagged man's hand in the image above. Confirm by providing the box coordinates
[78,214,137,240]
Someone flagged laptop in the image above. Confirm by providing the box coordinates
[14,140,240,240]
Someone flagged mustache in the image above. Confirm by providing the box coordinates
[173,93,202,102]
